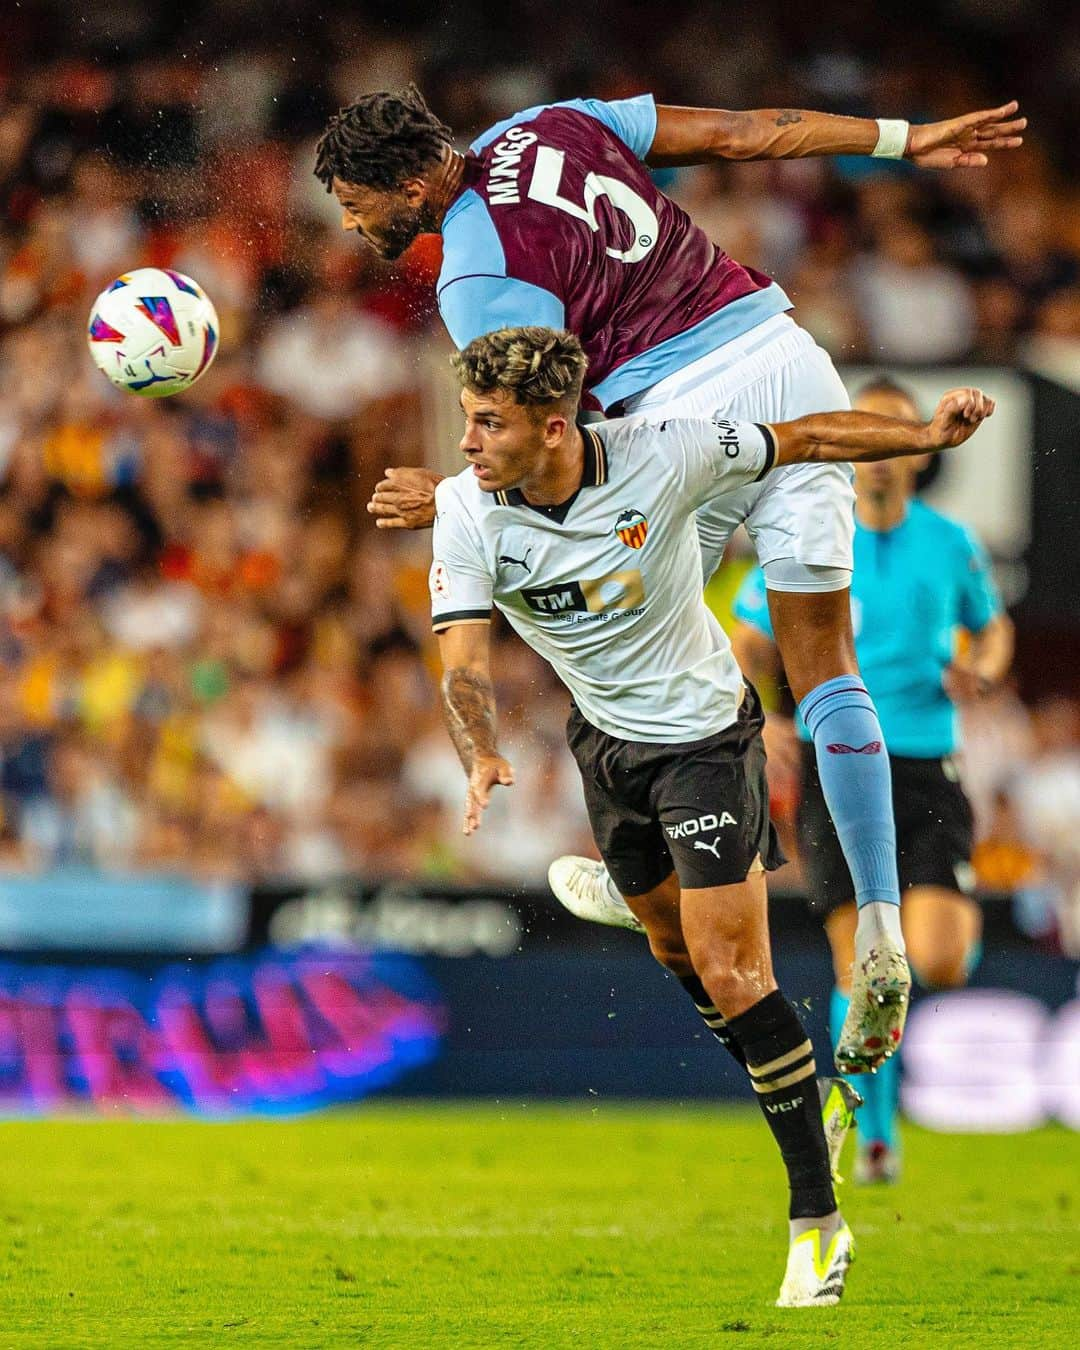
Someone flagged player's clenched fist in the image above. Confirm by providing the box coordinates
[368,466,443,529]
[463,755,515,835]
[925,388,996,448]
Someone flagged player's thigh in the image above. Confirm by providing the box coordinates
[574,765,674,902]
[901,887,982,989]
[729,339,855,577]
[619,870,693,973]
[766,584,858,700]
[679,870,777,1017]
[893,756,978,986]
[893,755,977,897]
[651,685,784,894]
[565,706,676,899]
[624,321,849,579]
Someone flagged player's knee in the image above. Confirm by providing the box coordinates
[907,940,972,990]
[646,933,694,978]
[692,946,773,1018]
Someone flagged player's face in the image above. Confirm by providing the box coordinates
[458,388,557,492]
[853,389,926,501]
[333,176,433,260]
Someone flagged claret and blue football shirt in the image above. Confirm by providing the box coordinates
[437,96,791,412]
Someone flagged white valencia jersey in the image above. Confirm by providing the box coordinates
[430,416,778,743]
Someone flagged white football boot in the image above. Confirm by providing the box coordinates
[775,1222,855,1308]
[546,856,645,933]
[834,942,911,1074]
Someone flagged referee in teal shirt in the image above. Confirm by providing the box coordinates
[732,376,1014,1183]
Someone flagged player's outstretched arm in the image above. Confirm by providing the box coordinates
[771,388,996,466]
[437,622,514,835]
[647,102,1024,169]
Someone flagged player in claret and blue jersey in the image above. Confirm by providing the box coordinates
[314,84,1025,1069]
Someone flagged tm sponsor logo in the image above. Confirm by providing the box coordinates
[665,811,737,840]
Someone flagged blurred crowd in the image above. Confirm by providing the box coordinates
[0,1,1077,942]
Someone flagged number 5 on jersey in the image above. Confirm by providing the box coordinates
[527,145,658,263]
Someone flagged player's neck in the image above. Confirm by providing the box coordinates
[428,148,468,228]
[520,426,586,507]
[856,493,909,532]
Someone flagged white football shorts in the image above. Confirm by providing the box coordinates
[621,313,855,590]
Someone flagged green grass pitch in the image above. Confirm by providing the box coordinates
[4,1105,1077,1348]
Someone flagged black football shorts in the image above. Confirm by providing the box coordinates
[797,742,976,916]
[566,683,785,896]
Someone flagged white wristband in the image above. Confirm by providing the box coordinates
[872,118,910,159]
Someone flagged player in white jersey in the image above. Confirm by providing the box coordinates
[347,87,1025,1073]
[430,326,995,1307]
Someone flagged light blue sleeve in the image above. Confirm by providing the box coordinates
[438,274,567,350]
[955,527,1001,633]
[564,95,658,159]
[732,567,775,639]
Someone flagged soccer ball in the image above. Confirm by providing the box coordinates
[87,267,219,398]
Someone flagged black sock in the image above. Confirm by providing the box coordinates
[725,990,835,1219]
[676,973,747,1068]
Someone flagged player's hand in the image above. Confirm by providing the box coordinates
[943,663,992,703]
[906,101,1026,169]
[367,466,443,530]
[463,755,515,835]
[924,388,996,450]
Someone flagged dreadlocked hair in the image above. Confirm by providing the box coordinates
[451,328,589,411]
[314,84,453,192]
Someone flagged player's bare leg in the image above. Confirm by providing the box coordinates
[768,586,910,1073]
[678,867,853,1306]
[902,887,982,990]
[552,856,860,1179]
[623,867,853,1307]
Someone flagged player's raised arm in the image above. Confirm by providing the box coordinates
[647,101,1025,169]
[769,388,996,466]
[436,622,514,836]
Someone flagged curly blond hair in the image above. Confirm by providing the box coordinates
[450,328,588,410]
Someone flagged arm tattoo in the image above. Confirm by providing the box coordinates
[775,110,803,127]
[441,666,498,773]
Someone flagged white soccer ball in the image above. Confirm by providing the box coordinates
[86,266,219,398]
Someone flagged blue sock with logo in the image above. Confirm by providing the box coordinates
[830,986,899,1149]
[799,676,900,909]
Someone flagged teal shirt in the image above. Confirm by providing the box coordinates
[733,500,1002,758]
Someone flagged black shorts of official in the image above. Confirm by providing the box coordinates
[796,742,976,918]
[565,683,785,897]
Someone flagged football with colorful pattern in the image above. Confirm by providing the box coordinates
[86,267,219,398]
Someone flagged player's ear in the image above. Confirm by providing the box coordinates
[542,413,568,445]
[401,177,427,206]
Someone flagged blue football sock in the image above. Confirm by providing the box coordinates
[830,986,899,1149]
[799,676,900,908]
